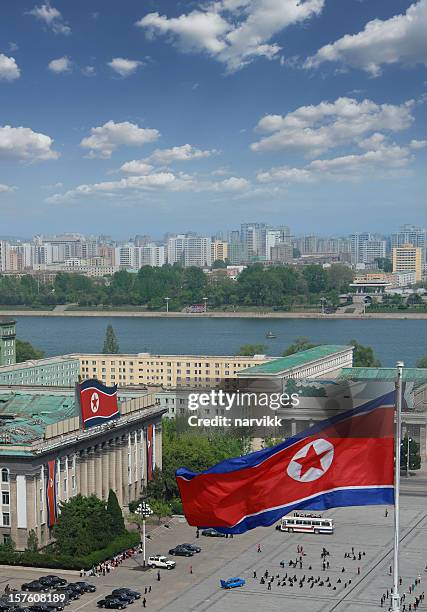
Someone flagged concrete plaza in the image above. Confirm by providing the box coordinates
[0,493,426,612]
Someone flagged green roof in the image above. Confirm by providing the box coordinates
[340,367,427,382]
[0,390,143,448]
[238,345,352,376]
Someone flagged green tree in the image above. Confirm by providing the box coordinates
[212,259,227,269]
[302,265,328,293]
[349,339,381,367]
[52,495,113,556]
[416,356,427,368]
[375,257,392,272]
[15,339,45,363]
[102,324,120,353]
[26,529,38,552]
[106,489,125,536]
[284,337,318,356]
[401,435,421,471]
[149,499,172,524]
[326,265,354,292]
[237,344,267,356]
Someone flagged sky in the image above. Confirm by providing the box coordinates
[0,0,426,238]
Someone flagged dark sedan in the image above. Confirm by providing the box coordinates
[21,582,49,593]
[105,593,134,604]
[181,543,201,553]
[73,582,96,593]
[168,545,194,557]
[97,600,127,609]
[38,576,67,588]
[201,528,226,537]
[111,590,140,600]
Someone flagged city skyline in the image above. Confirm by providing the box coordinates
[1,0,427,235]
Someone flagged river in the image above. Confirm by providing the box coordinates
[11,316,427,367]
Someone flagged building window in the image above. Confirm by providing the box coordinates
[1,469,9,483]
[2,513,10,526]
[2,492,9,506]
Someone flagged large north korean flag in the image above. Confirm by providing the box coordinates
[176,392,395,534]
[79,379,119,429]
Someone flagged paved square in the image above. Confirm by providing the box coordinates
[1,494,426,612]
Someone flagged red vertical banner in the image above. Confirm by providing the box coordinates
[46,460,58,528]
[146,424,154,482]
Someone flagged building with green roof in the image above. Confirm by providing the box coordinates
[0,385,165,551]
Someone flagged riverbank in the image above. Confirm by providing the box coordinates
[2,308,427,319]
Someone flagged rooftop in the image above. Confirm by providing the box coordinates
[238,345,352,376]
[340,368,427,382]
[0,386,153,446]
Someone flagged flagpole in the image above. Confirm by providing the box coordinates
[392,360,404,612]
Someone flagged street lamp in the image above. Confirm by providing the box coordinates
[203,297,208,312]
[164,297,170,313]
[135,501,153,567]
[320,297,326,315]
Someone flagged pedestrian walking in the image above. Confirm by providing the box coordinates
[190,565,193,574]
[196,528,200,538]
[385,508,388,517]
[157,571,161,581]
[257,544,261,553]
[142,598,146,608]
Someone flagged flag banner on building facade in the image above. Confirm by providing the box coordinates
[176,390,395,534]
[78,379,119,429]
[46,459,58,528]
[146,424,154,481]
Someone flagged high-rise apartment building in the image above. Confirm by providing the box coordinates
[392,244,423,282]
[240,223,267,260]
[392,225,426,262]
[211,240,229,263]
[265,227,291,260]
[0,318,16,367]
[350,233,386,265]
[167,235,212,267]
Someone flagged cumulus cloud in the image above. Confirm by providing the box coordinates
[48,56,72,74]
[0,184,16,193]
[136,0,324,72]
[0,125,59,161]
[305,0,427,76]
[47,170,250,202]
[0,54,21,81]
[80,120,160,159]
[145,143,217,164]
[27,3,71,35]
[410,139,427,149]
[257,139,415,184]
[108,58,143,77]
[251,97,414,155]
[120,160,154,174]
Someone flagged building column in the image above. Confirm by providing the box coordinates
[108,440,116,494]
[87,448,95,496]
[102,445,109,500]
[79,451,88,496]
[121,439,129,509]
[115,439,123,507]
[95,448,103,500]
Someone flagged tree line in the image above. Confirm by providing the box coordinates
[0,263,354,310]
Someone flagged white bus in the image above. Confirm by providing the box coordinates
[276,515,334,534]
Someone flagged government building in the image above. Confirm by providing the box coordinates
[0,385,164,550]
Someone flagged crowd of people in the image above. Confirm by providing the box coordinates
[380,575,425,611]
[82,545,143,578]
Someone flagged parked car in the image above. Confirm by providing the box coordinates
[21,582,49,593]
[55,587,80,601]
[111,590,140,601]
[73,582,96,593]
[168,545,194,557]
[201,528,226,537]
[180,543,201,553]
[97,600,127,610]
[66,584,86,595]
[38,576,67,588]
[147,555,176,570]
[105,594,134,605]
[220,577,245,589]
[45,604,65,612]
